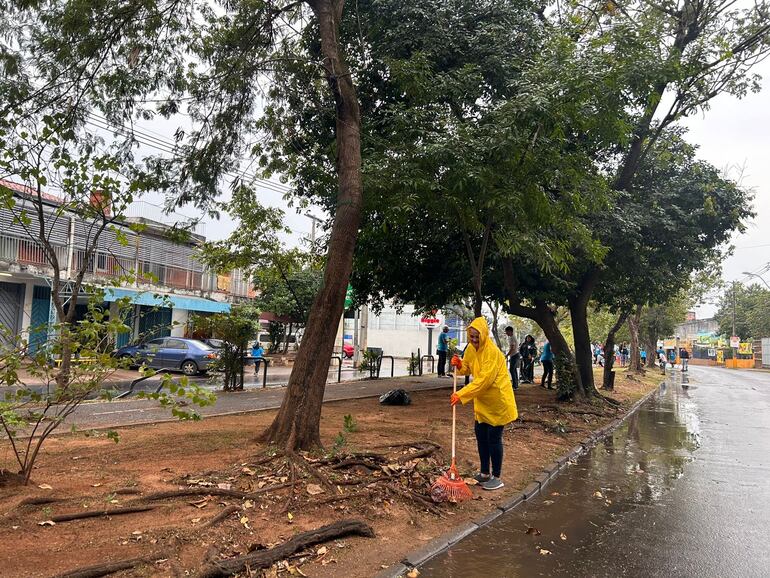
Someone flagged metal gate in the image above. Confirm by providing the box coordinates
[29,285,51,354]
[0,281,23,345]
[138,305,172,341]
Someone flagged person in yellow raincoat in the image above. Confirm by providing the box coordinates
[450,317,518,491]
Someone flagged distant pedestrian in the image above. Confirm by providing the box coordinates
[540,340,554,389]
[620,343,629,367]
[519,335,537,384]
[668,348,677,368]
[680,347,690,372]
[251,342,265,375]
[505,326,520,390]
[658,349,667,374]
[437,325,450,377]
[640,348,647,365]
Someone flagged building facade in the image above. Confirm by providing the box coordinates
[0,179,252,352]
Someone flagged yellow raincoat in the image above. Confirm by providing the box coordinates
[455,317,518,426]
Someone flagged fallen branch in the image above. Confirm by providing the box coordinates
[135,482,296,503]
[197,519,375,578]
[53,553,168,578]
[308,489,376,507]
[18,496,64,506]
[329,458,380,471]
[48,505,155,523]
[396,446,438,464]
[199,505,239,531]
[384,484,445,517]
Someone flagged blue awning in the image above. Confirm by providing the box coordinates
[102,287,231,313]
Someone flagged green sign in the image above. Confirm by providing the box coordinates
[344,284,354,309]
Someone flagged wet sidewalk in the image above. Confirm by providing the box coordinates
[59,373,452,430]
[421,367,770,577]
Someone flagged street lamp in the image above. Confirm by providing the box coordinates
[741,271,770,290]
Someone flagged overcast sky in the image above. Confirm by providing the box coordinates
[684,57,770,317]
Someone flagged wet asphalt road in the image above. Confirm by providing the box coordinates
[421,365,770,577]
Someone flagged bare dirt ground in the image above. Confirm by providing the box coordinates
[0,369,659,577]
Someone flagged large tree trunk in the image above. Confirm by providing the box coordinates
[501,257,582,398]
[261,0,363,450]
[602,309,631,390]
[644,337,658,368]
[568,270,601,397]
[628,306,643,372]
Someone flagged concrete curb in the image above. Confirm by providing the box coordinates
[385,382,663,577]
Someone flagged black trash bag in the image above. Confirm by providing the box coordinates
[379,389,411,406]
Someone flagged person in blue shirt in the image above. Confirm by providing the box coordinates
[251,342,265,375]
[436,325,450,377]
[540,340,554,389]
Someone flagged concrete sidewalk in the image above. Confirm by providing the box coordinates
[62,373,454,430]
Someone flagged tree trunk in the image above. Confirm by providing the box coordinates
[568,269,601,397]
[501,257,582,398]
[602,309,631,390]
[645,337,658,368]
[628,306,643,372]
[261,0,363,450]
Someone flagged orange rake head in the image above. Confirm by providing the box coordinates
[430,459,473,503]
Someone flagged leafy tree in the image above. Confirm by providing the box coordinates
[2,0,369,450]
[715,283,770,340]
[0,292,215,485]
[639,298,691,367]
[192,305,260,391]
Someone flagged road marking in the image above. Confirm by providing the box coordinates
[92,409,146,415]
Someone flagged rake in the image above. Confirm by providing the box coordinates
[430,370,473,503]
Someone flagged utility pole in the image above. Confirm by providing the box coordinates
[305,213,322,246]
[732,280,737,338]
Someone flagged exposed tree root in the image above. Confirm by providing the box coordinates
[396,445,438,463]
[308,490,376,507]
[48,505,155,523]
[53,553,168,578]
[197,519,375,578]
[289,451,337,494]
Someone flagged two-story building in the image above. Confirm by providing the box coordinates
[0,179,252,352]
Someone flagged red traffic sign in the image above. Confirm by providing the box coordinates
[420,316,442,327]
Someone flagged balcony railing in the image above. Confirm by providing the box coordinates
[1,231,252,300]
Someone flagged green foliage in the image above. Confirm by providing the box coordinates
[358,349,380,372]
[714,283,770,340]
[407,353,419,377]
[192,305,261,391]
[265,321,286,355]
[342,414,357,433]
[0,295,215,485]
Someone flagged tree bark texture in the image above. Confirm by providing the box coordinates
[261,0,363,450]
[501,257,582,397]
[628,306,643,372]
[602,309,631,390]
[568,269,601,397]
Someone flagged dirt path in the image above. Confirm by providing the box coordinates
[0,370,659,577]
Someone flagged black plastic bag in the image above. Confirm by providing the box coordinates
[379,388,411,406]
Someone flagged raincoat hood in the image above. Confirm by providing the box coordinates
[468,317,490,352]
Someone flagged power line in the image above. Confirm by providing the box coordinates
[83,112,294,196]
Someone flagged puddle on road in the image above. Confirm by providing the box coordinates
[420,373,700,577]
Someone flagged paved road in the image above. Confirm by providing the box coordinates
[61,373,451,430]
[422,365,770,577]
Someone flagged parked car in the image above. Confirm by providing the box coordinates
[114,337,219,376]
[342,344,354,359]
[202,338,224,349]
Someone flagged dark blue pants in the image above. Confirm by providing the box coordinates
[475,421,504,478]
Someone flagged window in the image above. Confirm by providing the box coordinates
[166,339,187,350]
